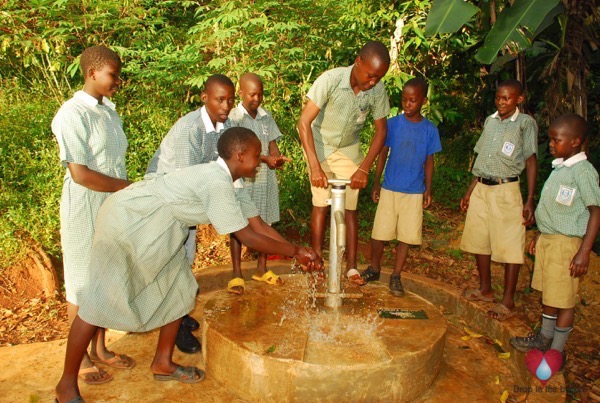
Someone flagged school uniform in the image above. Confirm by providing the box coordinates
[145,106,231,263]
[229,103,282,224]
[305,65,390,209]
[532,153,600,308]
[52,90,128,304]
[460,108,538,263]
[78,160,258,332]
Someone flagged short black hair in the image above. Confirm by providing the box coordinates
[239,72,263,87]
[497,79,523,95]
[204,74,235,93]
[217,127,259,159]
[80,45,121,79]
[404,77,428,96]
[358,41,391,66]
[551,113,588,142]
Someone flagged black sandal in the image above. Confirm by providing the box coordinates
[360,266,381,284]
[389,275,405,297]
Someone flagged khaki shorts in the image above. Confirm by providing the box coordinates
[372,189,423,244]
[460,181,525,264]
[532,234,582,309]
[307,150,360,210]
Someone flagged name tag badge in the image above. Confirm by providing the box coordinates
[502,141,515,157]
[556,185,576,206]
[356,109,368,124]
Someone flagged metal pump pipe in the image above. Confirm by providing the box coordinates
[325,179,351,308]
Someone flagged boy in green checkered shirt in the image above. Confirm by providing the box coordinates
[510,113,600,361]
[460,79,538,321]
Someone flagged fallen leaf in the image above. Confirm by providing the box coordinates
[498,352,510,359]
[500,389,509,403]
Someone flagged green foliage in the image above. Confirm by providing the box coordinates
[0,80,63,265]
[0,0,596,270]
[424,0,479,35]
[474,0,561,64]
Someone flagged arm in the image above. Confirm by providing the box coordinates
[460,177,479,212]
[570,206,600,277]
[350,117,387,190]
[247,216,287,243]
[522,153,537,226]
[68,163,131,192]
[371,145,389,203]
[423,154,434,208]
[298,100,328,188]
[233,224,322,271]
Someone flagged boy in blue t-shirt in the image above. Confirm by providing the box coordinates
[359,78,442,296]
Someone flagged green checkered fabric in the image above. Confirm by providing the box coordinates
[307,65,390,165]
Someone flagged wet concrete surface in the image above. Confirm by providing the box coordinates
[0,261,565,402]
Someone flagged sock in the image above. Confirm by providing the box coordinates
[550,326,573,352]
[540,313,557,339]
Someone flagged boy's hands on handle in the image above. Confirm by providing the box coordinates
[294,247,324,272]
[309,165,329,189]
[350,168,368,190]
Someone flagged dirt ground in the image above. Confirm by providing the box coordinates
[1,204,599,402]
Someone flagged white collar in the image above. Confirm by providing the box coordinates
[492,107,520,121]
[74,90,116,110]
[237,103,267,118]
[200,106,225,133]
[215,157,243,188]
[552,152,587,169]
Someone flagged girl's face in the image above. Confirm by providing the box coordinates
[239,80,263,115]
[87,60,122,101]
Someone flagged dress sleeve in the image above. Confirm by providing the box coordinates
[204,180,250,235]
[51,104,93,168]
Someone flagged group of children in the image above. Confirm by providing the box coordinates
[52,43,598,402]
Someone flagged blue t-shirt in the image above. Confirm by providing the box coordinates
[382,114,442,194]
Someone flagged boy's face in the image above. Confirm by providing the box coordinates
[87,60,122,99]
[239,79,263,114]
[401,85,427,121]
[201,83,235,124]
[548,125,580,160]
[352,56,389,92]
[494,86,523,120]
[238,137,262,178]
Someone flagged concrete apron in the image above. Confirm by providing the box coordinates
[203,275,446,401]
[0,261,565,402]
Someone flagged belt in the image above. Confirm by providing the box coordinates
[477,176,519,186]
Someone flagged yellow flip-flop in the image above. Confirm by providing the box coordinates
[227,277,245,294]
[252,270,284,285]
